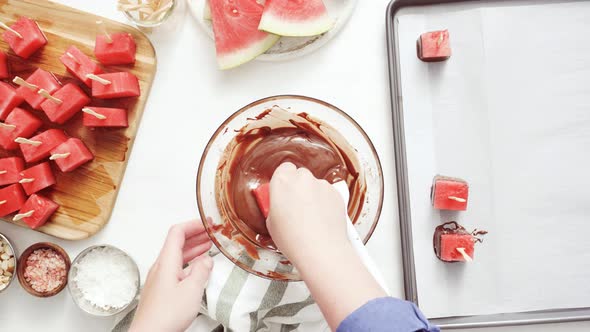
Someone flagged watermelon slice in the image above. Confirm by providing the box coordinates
[259,0,334,37]
[251,182,270,218]
[209,0,279,69]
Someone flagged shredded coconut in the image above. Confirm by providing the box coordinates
[72,247,138,310]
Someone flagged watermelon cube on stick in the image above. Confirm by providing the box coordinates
[433,221,486,262]
[50,138,94,173]
[13,194,58,229]
[40,83,91,124]
[0,82,24,120]
[59,45,103,87]
[19,162,56,195]
[418,30,451,62]
[17,129,68,163]
[89,72,140,99]
[0,51,9,79]
[209,0,280,70]
[0,108,43,150]
[258,0,335,37]
[431,175,469,211]
[82,107,128,128]
[1,17,47,59]
[14,69,61,110]
[251,182,271,218]
[94,31,136,65]
[0,184,27,217]
[0,157,25,186]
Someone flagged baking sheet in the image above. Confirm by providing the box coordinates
[394,0,590,319]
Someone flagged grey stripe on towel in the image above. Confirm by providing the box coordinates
[215,255,255,327]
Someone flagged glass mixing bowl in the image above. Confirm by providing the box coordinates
[196,95,383,281]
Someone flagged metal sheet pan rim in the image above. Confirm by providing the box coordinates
[385,0,590,328]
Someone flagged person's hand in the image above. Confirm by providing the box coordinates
[267,162,348,265]
[129,221,213,332]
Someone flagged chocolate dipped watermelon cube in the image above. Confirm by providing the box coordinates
[60,45,103,87]
[0,51,9,79]
[431,175,469,211]
[433,222,485,262]
[0,82,24,120]
[94,32,136,65]
[90,72,140,99]
[19,162,56,195]
[2,17,47,59]
[15,68,61,110]
[40,83,90,124]
[0,184,26,217]
[18,129,68,163]
[14,194,58,229]
[0,157,25,186]
[252,182,270,218]
[82,107,128,128]
[418,30,451,62]
[0,107,43,150]
[50,138,93,172]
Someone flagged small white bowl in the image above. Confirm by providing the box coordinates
[0,233,17,294]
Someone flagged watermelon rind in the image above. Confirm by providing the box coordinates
[203,0,211,20]
[217,34,280,70]
[259,11,335,37]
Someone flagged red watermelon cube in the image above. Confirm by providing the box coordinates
[59,45,103,87]
[50,138,93,172]
[0,82,24,120]
[0,184,26,217]
[91,72,140,99]
[94,32,136,65]
[40,83,90,124]
[439,234,475,262]
[19,162,55,195]
[16,68,61,109]
[14,194,58,229]
[418,30,451,62]
[0,51,9,79]
[18,129,68,163]
[251,183,270,218]
[1,17,47,59]
[431,175,469,211]
[82,107,128,128]
[0,107,43,150]
[0,157,25,186]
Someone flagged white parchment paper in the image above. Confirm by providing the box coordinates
[396,0,590,319]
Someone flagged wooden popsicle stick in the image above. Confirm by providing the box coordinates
[66,52,80,64]
[82,107,107,120]
[117,3,150,11]
[86,74,111,85]
[0,122,16,130]
[456,248,473,262]
[13,76,38,91]
[0,170,7,175]
[13,210,34,221]
[14,137,42,146]
[50,152,70,160]
[0,21,23,39]
[96,20,112,43]
[437,33,444,47]
[448,196,466,203]
[147,2,173,21]
[38,89,63,104]
[19,178,35,184]
[0,200,6,205]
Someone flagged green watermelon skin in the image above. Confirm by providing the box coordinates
[258,0,335,37]
[209,0,280,69]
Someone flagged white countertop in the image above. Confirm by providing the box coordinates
[0,0,588,331]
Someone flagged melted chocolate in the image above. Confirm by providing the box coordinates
[215,107,366,251]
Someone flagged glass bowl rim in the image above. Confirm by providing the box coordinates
[196,94,384,280]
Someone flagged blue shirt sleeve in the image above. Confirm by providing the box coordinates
[336,297,440,332]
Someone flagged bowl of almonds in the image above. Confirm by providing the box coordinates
[0,233,17,293]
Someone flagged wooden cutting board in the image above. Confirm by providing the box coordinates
[0,0,156,240]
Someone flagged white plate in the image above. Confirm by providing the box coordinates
[187,0,357,61]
